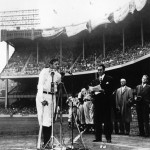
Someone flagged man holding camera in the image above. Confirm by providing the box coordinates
[36,58,61,147]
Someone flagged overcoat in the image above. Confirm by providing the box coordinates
[116,86,133,122]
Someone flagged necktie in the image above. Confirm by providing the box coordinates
[122,87,125,93]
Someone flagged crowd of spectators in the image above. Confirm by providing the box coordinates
[0,98,69,116]
[0,107,37,116]
[0,80,37,116]
[0,79,17,97]
[71,42,150,72]
[0,99,37,116]
[1,42,150,76]
[1,48,31,76]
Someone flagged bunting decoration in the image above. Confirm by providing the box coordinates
[114,3,130,23]
[39,0,148,38]
[65,22,88,37]
[134,0,147,11]
[88,14,112,31]
[42,28,65,39]
[129,0,136,14]
[108,13,114,23]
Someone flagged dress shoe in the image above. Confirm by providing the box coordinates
[107,139,111,143]
[93,139,102,142]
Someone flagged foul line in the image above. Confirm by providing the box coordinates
[105,142,148,150]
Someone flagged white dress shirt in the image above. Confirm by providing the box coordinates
[121,86,126,93]
[99,74,105,81]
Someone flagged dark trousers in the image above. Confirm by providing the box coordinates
[94,108,112,140]
[114,121,130,134]
[136,103,150,136]
[113,121,119,134]
[43,126,52,145]
[119,122,130,134]
[93,94,112,140]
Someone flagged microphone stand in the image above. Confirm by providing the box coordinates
[45,71,62,150]
[71,74,74,150]
[67,71,74,150]
[59,73,64,148]
[51,71,56,149]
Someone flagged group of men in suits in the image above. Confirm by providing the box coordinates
[114,75,150,137]
[90,64,150,143]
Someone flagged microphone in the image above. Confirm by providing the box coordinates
[51,69,55,93]
[51,69,55,76]
[51,82,54,93]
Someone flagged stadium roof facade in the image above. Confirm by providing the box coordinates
[0,0,149,46]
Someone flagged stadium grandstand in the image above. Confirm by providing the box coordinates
[0,0,150,115]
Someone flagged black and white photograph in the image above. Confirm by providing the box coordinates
[0,0,150,149]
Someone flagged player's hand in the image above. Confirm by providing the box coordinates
[41,100,48,106]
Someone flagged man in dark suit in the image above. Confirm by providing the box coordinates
[90,64,114,143]
[135,75,150,137]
